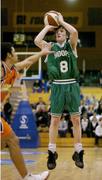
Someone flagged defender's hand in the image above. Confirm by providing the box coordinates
[41,43,54,56]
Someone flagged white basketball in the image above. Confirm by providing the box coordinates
[44,12,60,27]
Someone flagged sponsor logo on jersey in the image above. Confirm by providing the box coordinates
[54,50,70,59]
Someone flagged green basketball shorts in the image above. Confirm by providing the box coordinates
[50,80,80,116]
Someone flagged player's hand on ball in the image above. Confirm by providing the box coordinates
[47,11,64,25]
[44,11,60,26]
[57,12,64,24]
[45,25,58,31]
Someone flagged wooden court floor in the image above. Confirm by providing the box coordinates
[1,147,102,180]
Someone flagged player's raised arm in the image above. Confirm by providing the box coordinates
[34,25,55,49]
[15,45,53,71]
[58,12,78,50]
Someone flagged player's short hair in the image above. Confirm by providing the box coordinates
[1,42,13,61]
[55,25,69,37]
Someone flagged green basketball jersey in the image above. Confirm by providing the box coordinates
[46,41,79,80]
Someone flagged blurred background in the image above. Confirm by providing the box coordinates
[1,0,102,145]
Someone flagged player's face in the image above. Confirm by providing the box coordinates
[10,47,18,64]
[55,27,68,44]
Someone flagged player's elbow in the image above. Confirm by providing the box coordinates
[72,29,78,38]
[34,37,38,46]
[34,38,41,48]
[34,35,41,44]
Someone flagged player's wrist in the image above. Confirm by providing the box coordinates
[40,49,48,56]
[44,25,51,30]
[59,20,65,26]
[39,50,44,56]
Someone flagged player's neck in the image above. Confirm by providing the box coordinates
[56,40,66,47]
[4,59,13,70]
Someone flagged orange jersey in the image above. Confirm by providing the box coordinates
[0,117,12,136]
[0,62,19,137]
[1,62,18,103]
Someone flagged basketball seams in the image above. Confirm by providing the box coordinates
[44,12,59,26]
[48,14,58,26]
[44,16,49,25]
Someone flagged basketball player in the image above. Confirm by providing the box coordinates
[34,11,84,170]
[0,42,53,180]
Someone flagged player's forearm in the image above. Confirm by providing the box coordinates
[34,26,50,48]
[61,20,78,35]
[15,52,43,71]
[61,21,78,48]
[25,51,43,66]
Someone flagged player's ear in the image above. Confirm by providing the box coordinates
[7,52,12,59]
[66,31,69,39]
[66,34,68,39]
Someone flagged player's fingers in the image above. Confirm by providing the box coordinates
[48,51,55,54]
